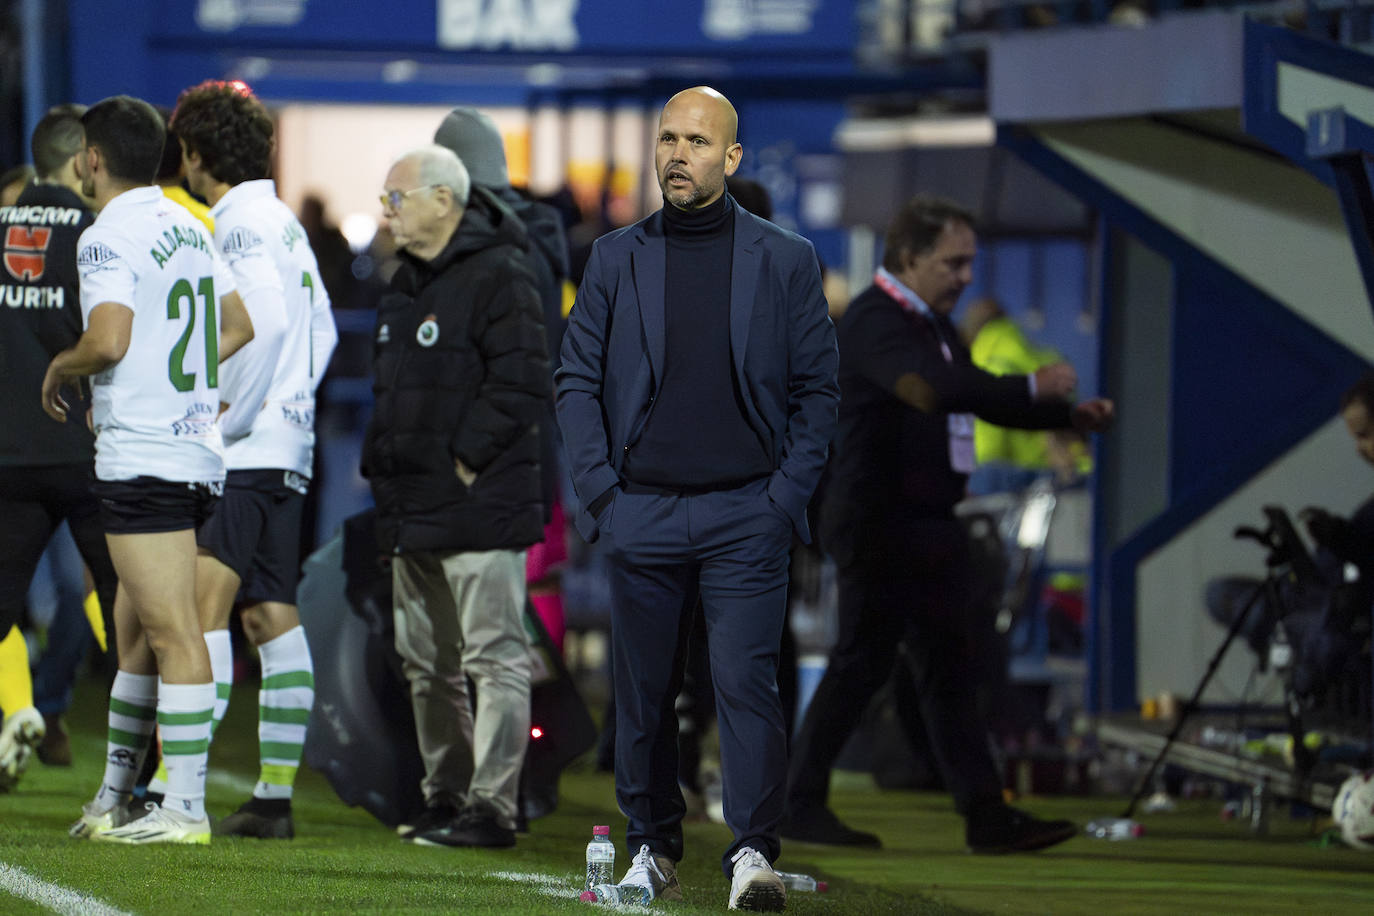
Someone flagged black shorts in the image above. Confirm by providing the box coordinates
[91,476,222,535]
[196,469,307,605]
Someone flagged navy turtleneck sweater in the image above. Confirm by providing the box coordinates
[622,193,772,489]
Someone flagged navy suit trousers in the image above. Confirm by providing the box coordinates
[603,477,791,877]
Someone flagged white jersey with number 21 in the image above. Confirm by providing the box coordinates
[76,185,237,483]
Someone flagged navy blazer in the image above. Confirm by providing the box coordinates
[555,198,839,544]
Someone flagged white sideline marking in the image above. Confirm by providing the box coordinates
[490,870,652,913]
[0,862,134,916]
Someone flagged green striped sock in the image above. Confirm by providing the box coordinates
[204,628,234,739]
[157,680,214,821]
[255,625,314,801]
[94,671,158,811]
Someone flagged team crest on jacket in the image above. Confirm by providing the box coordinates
[377,323,390,344]
[416,314,439,347]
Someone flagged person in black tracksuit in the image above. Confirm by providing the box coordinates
[362,146,549,849]
[782,194,1113,854]
[0,106,119,780]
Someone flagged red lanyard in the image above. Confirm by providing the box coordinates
[873,268,953,363]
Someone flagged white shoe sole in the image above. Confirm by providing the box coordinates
[0,708,45,790]
[93,815,211,845]
[730,879,786,911]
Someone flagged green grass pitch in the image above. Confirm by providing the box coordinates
[4,677,1374,914]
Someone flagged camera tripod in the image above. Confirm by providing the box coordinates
[1120,511,1317,819]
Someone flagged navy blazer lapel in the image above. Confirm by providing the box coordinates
[630,219,666,382]
[730,207,762,382]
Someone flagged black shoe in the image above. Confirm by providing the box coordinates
[215,798,294,839]
[780,804,882,848]
[398,799,460,841]
[37,714,72,767]
[965,804,1076,854]
[412,804,516,848]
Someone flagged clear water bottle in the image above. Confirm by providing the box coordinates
[776,870,828,892]
[1084,817,1144,840]
[584,825,616,893]
[579,883,652,905]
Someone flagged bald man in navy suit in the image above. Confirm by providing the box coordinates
[556,87,837,912]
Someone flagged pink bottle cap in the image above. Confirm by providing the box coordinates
[579,891,597,902]
[816,880,829,892]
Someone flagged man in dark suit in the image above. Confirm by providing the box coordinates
[783,194,1113,855]
[556,86,838,912]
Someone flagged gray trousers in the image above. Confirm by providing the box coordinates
[392,548,531,828]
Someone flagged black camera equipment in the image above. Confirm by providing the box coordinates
[1122,505,1319,818]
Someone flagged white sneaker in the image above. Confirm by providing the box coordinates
[92,802,211,845]
[619,843,683,901]
[729,846,786,911]
[69,799,134,839]
[0,707,45,790]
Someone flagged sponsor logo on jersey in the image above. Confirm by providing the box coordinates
[3,225,51,280]
[171,402,218,438]
[0,205,83,226]
[0,284,63,309]
[221,226,264,256]
[77,241,120,271]
[280,398,315,429]
[417,314,439,347]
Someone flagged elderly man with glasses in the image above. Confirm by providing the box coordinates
[362,143,549,848]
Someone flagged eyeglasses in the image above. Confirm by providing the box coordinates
[379,185,439,213]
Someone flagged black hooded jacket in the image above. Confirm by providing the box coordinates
[497,188,570,519]
[362,186,550,553]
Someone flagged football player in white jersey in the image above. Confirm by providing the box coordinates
[169,80,338,839]
[42,95,254,845]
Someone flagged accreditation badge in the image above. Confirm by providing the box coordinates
[948,412,976,473]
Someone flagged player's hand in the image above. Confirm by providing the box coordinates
[1071,398,1115,433]
[1033,362,1077,401]
[41,363,70,422]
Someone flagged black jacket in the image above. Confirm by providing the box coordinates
[0,183,95,467]
[362,186,549,553]
[497,188,570,521]
[821,283,1072,549]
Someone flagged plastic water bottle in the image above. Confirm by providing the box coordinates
[1084,817,1144,840]
[579,883,652,905]
[776,871,828,892]
[584,825,616,893]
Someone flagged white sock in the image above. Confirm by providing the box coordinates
[254,625,314,801]
[204,628,234,739]
[157,680,214,821]
[94,671,158,811]
[146,628,233,798]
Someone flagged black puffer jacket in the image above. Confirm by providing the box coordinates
[362,186,549,553]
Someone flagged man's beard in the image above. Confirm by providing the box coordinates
[662,179,714,209]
